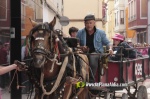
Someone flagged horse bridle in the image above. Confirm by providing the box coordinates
[29,22,57,59]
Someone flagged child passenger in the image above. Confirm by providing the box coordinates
[110,33,137,61]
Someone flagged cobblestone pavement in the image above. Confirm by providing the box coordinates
[1,89,34,99]
[96,79,150,99]
[1,79,150,99]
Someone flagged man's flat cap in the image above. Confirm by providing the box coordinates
[84,14,95,21]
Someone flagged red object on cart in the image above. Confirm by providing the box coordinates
[95,55,150,91]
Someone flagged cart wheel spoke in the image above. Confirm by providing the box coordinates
[105,92,111,99]
[137,85,148,99]
[122,93,128,99]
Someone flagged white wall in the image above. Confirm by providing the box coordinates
[63,0,103,36]
[43,0,63,30]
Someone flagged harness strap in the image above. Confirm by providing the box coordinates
[40,56,68,97]
[54,41,60,60]
[72,51,76,77]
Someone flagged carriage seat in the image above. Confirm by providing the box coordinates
[63,37,79,48]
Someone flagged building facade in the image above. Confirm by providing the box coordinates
[63,0,104,36]
[125,0,136,43]
[43,0,63,30]
[104,0,115,42]
[114,0,126,35]
[128,0,148,43]
[21,0,63,39]
[0,0,11,43]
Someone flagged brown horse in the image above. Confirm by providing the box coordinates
[26,17,89,99]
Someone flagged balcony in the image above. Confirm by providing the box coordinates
[114,0,125,8]
[114,24,125,33]
[128,16,147,30]
[128,0,148,30]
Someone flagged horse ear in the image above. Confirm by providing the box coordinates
[49,17,56,28]
[29,18,38,27]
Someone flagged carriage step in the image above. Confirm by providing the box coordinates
[88,86,109,92]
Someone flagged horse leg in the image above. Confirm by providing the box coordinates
[34,92,40,99]
[34,88,43,99]
[78,88,86,99]
[73,87,88,99]
[63,84,72,99]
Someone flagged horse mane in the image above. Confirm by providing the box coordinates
[29,22,52,36]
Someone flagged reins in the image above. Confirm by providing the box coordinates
[40,47,77,98]
[8,69,26,92]
[40,55,68,98]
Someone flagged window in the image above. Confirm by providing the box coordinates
[133,0,136,18]
[137,32,147,43]
[120,10,124,24]
[137,33,140,43]
[116,12,118,26]
[117,11,119,25]
[144,32,146,43]
[0,0,7,20]
[131,1,133,19]
[141,0,147,18]
[115,13,117,26]
[128,0,137,21]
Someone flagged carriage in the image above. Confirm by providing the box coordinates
[93,51,150,99]
[64,39,150,99]
[15,17,150,99]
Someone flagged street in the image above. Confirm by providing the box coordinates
[1,89,34,99]
[1,79,150,99]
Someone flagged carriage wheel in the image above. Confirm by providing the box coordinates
[121,93,128,99]
[104,92,111,99]
[137,85,148,99]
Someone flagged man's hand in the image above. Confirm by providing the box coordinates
[109,49,113,55]
[14,60,28,71]
[80,46,89,53]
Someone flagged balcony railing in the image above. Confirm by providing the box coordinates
[128,14,137,22]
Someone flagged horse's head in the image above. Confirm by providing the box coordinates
[29,17,58,68]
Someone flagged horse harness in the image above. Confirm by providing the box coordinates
[26,23,77,98]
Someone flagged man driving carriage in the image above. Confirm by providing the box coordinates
[76,14,113,82]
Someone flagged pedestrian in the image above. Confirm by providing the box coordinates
[127,39,133,47]
[21,35,31,60]
[0,43,10,89]
[76,14,113,82]
[0,64,17,75]
[69,27,78,37]
[142,42,148,55]
[0,64,17,99]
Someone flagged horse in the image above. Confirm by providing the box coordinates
[24,17,89,99]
